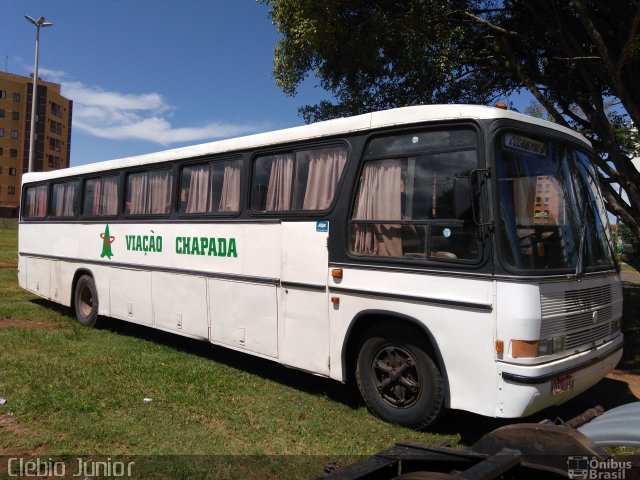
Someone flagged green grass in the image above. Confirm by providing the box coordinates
[1,227,639,478]
[0,226,17,265]
[0,228,457,478]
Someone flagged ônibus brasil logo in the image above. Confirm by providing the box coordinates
[100,224,115,260]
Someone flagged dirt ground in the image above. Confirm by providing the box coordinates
[0,318,56,330]
[622,268,640,284]
[608,369,640,398]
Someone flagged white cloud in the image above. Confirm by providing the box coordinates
[48,73,257,146]
[38,67,67,83]
[75,116,255,145]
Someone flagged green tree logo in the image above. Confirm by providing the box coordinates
[100,224,115,259]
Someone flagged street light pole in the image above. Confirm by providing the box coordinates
[25,15,53,173]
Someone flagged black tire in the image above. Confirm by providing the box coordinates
[356,324,444,429]
[74,275,100,327]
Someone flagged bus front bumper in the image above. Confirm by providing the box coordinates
[496,334,624,418]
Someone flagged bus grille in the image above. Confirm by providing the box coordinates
[540,283,622,350]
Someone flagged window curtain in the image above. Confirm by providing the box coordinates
[265,154,294,211]
[63,183,77,216]
[35,187,47,217]
[126,174,148,215]
[25,189,33,216]
[90,177,118,216]
[26,188,41,218]
[218,162,241,212]
[102,177,119,215]
[53,185,65,216]
[185,164,210,213]
[53,183,76,216]
[302,148,346,210]
[148,169,172,214]
[352,161,403,256]
[91,181,102,216]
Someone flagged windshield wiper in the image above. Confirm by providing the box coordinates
[575,202,589,277]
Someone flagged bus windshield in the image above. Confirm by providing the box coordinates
[496,132,615,273]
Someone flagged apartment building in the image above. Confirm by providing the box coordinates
[0,71,72,217]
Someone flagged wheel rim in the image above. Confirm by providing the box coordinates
[78,284,93,317]
[371,345,421,408]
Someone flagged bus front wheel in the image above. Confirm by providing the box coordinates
[74,275,100,327]
[356,325,444,429]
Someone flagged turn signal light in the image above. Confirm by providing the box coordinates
[495,340,504,354]
[512,340,539,358]
[512,336,567,358]
[331,268,343,279]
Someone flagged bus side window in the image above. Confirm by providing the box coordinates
[180,159,242,214]
[292,146,347,210]
[250,146,347,212]
[251,153,294,211]
[125,168,173,215]
[180,163,210,214]
[51,181,79,217]
[349,129,480,262]
[350,159,404,257]
[83,176,119,217]
[23,184,48,219]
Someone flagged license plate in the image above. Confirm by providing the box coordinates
[552,375,575,395]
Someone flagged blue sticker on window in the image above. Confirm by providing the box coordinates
[442,228,451,238]
[316,221,329,232]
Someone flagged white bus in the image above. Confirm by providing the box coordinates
[18,105,623,428]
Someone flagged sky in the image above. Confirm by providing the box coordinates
[3,1,333,167]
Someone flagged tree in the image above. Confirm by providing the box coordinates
[262,0,640,268]
[619,223,640,249]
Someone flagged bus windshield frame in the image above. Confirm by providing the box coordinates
[495,130,616,275]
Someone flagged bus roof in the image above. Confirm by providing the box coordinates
[23,104,589,184]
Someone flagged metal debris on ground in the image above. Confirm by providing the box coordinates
[323,404,640,480]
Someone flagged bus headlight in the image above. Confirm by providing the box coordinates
[552,335,566,352]
[611,318,621,332]
[537,339,553,356]
[512,336,567,358]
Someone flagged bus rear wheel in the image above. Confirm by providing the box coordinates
[356,325,444,429]
[74,275,100,327]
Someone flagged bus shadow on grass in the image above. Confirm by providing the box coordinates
[27,298,362,410]
[95,316,640,445]
[94,313,365,410]
[30,297,640,445]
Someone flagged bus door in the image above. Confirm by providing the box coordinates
[207,223,280,358]
[279,221,330,375]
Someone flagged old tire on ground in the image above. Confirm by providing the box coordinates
[74,275,100,327]
[356,324,444,429]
